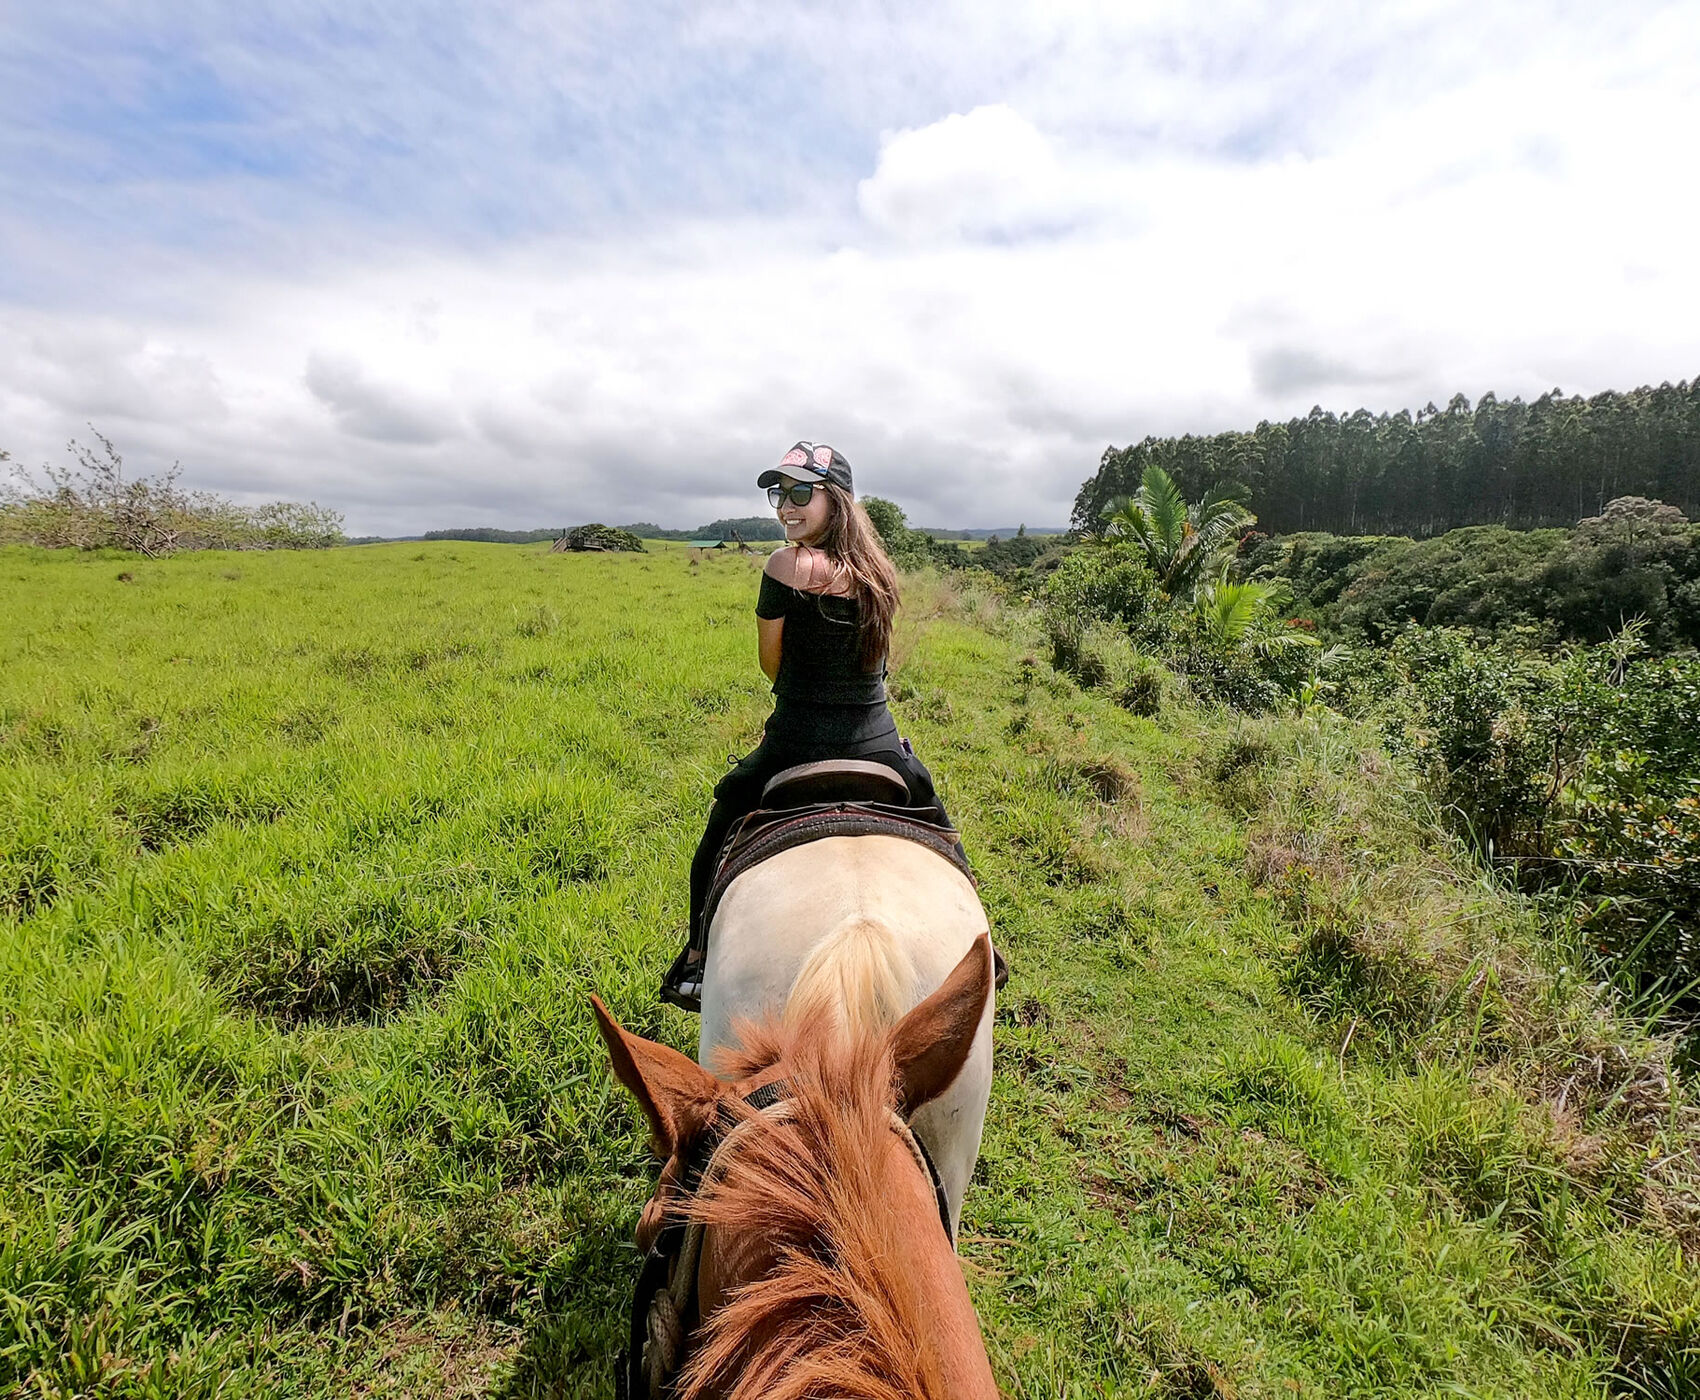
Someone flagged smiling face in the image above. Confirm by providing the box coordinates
[773,476,834,546]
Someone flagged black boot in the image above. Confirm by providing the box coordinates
[659,943,703,1013]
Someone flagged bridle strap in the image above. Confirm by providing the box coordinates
[893,1109,955,1244]
[625,1088,796,1400]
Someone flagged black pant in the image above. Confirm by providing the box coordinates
[687,722,948,950]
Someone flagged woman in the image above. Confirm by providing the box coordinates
[661,441,950,1010]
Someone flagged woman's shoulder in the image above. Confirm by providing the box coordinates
[763,546,802,587]
[764,545,829,592]
[767,545,849,597]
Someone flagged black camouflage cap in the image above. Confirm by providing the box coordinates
[757,441,853,494]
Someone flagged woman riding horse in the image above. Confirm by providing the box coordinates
[661,441,950,1011]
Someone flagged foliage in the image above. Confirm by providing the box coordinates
[1076,377,1700,536]
[1,431,343,553]
[698,515,784,542]
[423,527,561,543]
[861,495,968,571]
[1194,577,1313,657]
[1248,500,1700,651]
[554,523,646,552]
[1039,543,1169,646]
[1101,464,1255,598]
[863,501,1061,583]
[1193,576,1320,697]
[1377,625,1700,991]
[418,519,787,545]
[975,525,1050,578]
[2,543,1695,1396]
[1045,490,1322,714]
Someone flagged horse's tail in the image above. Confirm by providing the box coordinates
[783,914,914,1042]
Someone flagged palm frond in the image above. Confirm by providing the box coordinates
[1196,580,1265,645]
[1135,466,1190,557]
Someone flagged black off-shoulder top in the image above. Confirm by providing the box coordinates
[756,570,887,706]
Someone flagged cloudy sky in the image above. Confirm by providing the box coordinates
[3,1,1696,535]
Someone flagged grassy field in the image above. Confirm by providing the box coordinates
[2,542,1696,1398]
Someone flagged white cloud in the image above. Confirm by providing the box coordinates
[858,106,1090,241]
[3,2,1698,534]
[304,351,459,445]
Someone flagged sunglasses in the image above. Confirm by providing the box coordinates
[767,482,819,508]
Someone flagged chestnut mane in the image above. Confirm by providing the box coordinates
[674,1017,951,1400]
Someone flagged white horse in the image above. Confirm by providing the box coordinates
[698,833,995,1237]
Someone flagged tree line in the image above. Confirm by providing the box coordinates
[424,517,788,545]
[1074,378,1700,537]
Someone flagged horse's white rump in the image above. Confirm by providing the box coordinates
[698,834,994,1237]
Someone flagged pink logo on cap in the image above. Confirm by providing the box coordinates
[812,445,834,467]
[780,447,810,468]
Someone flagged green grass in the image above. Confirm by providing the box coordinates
[2,543,1695,1397]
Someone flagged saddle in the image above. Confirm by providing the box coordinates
[696,759,977,947]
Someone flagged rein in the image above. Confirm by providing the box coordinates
[623,1078,953,1400]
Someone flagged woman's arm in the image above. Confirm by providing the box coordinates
[758,616,783,682]
[756,547,795,683]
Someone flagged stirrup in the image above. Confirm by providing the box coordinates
[659,945,703,1014]
[993,945,1010,992]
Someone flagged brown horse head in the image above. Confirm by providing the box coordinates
[593,932,998,1400]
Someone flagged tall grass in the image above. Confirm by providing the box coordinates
[2,544,1694,1397]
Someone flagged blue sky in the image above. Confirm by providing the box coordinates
[3,1,1697,533]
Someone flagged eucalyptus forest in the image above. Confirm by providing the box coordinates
[1074,378,1700,536]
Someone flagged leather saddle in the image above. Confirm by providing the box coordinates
[760,757,913,808]
[699,759,968,939]
[697,759,1006,991]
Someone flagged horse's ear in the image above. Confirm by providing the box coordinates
[591,996,723,1157]
[887,932,992,1115]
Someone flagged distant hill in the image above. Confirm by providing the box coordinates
[916,525,1070,540]
[362,519,1065,546]
[422,527,558,544]
[415,517,786,544]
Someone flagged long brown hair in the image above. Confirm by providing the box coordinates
[810,483,900,671]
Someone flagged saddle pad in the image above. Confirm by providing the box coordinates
[698,801,975,944]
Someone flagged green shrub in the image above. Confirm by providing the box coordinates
[1039,543,1167,641]
[1,431,343,553]
[862,495,968,571]
[1254,500,1700,653]
[1379,626,1700,992]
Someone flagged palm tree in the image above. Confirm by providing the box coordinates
[1101,465,1255,598]
[1193,573,1319,660]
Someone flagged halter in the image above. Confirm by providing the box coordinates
[621,1077,954,1400]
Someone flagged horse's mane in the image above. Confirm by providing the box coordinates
[676,1016,949,1400]
[781,913,913,1041]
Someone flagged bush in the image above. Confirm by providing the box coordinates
[1041,544,1313,714]
[976,527,1048,578]
[555,524,646,553]
[1,432,343,552]
[1167,630,1287,714]
[1254,501,1700,653]
[1039,543,1168,644]
[862,496,967,571]
[1378,626,1700,992]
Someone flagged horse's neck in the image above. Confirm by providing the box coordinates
[867,1137,999,1398]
